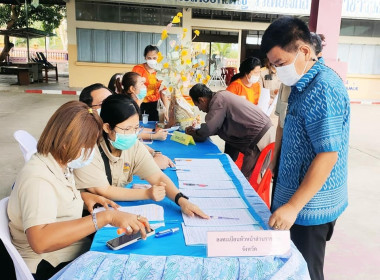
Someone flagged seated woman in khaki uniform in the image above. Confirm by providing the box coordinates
[74,94,208,218]
[7,101,151,279]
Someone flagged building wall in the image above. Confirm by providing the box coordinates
[67,1,270,88]
[67,0,183,87]
[68,0,380,101]
[338,36,380,100]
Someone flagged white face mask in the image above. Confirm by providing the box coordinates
[275,51,308,86]
[67,148,95,169]
[146,59,157,69]
[96,108,101,115]
[247,74,260,84]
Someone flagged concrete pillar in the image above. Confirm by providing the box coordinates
[182,8,192,44]
[309,0,347,80]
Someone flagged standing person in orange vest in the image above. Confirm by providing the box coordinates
[132,45,169,121]
[226,57,262,105]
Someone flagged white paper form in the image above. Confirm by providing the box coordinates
[181,223,262,245]
[183,189,240,198]
[183,208,258,227]
[174,158,232,181]
[173,165,225,174]
[179,180,237,190]
[189,197,248,209]
[175,158,223,167]
[174,166,227,174]
[177,171,231,181]
[93,204,164,227]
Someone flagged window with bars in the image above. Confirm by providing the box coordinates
[340,19,380,37]
[76,0,182,26]
[76,28,177,64]
[338,44,380,75]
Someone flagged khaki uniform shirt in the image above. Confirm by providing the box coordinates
[7,153,90,273]
[259,67,281,98]
[74,138,160,189]
[275,84,292,128]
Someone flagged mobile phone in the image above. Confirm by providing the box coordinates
[106,229,155,250]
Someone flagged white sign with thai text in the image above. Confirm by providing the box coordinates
[207,230,290,257]
[118,0,380,20]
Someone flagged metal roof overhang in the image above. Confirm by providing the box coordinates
[0,27,55,38]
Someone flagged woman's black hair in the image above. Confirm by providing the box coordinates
[310,32,322,56]
[121,72,141,96]
[100,94,140,149]
[79,83,112,107]
[230,57,261,83]
[144,45,159,57]
[108,73,123,94]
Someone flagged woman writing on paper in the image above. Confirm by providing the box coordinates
[74,94,208,219]
[7,101,151,279]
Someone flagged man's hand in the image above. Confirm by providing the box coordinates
[153,153,175,169]
[185,126,196,135]
[80,192,119,214]
[268,203,299,230]
[147,182,166,201]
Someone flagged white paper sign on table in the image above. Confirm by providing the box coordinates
[182,223,262,245]
[189,197,248,209]
[184,189,240,198]
[182,208,258,227]
[207,230,291,257]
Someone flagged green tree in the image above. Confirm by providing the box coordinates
[0,3,65,62]
[211,43,232,58]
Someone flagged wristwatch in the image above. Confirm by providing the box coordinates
[151,150,161,157]
[175,192,189,206]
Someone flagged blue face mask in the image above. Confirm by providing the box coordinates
[109,133,137,150]
[67,148,95,169]
[136,87,147,100]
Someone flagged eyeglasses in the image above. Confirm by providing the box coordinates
[115,125,143,135]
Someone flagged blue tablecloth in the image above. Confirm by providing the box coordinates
[51,124,310,280]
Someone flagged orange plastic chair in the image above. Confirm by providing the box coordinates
[256,168,272,208]
[249,142,275,191]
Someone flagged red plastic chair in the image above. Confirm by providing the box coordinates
[256,168,272,208]
[225,67,237,86]
[235,153,244,170]
[249,142,275,191]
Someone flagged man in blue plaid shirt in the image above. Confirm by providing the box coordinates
[261,17,350,280]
